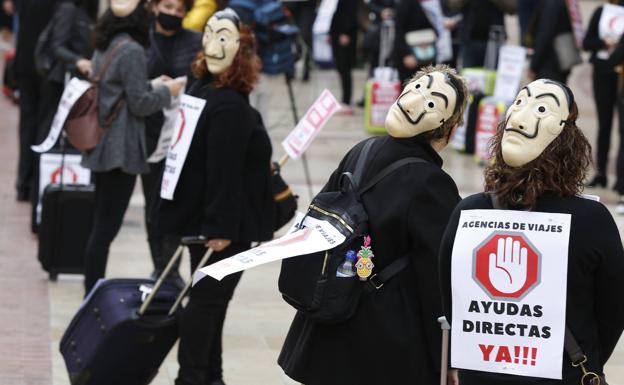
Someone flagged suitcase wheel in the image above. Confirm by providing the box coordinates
[49,271,58,281]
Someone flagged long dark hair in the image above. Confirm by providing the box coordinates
[94,3,151,50]
[484,101,592,209]
[76,0,99,21]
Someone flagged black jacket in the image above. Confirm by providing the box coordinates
[15,0,59,76]
[393,0,435,74]
[48,1,94,83]
[529,0,573,77]
[145,27,202,155]
[439,193,624,385]
[155,77,274,243]
[455,0,509,43]
[330,0,358,38]
[279,135,461,385]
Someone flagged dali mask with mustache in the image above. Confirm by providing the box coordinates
[502,79,571,167]
[384,71,460,138]
[203,9,241,75]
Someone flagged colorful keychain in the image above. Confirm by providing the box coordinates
[355,235,375,281]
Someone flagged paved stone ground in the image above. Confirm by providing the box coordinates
[3,2,624,384]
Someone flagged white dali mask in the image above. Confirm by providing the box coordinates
[385,71,459,138]
[110,0,141,17]
[203,10,241,75]
[502,80,571,167]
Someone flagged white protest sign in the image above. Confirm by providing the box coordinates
[31,78,91,153]
[599,4,624,59]
[493,45,527,102]
[420,0,453,63]
[36,153,91,224]
[160,94,206,200]
[282,90,340,159]
[148,93,182,163]
[193,212,346,283]
[565,0,584,47]
[451,209,571,379]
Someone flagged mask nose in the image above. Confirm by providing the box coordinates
[206,40,220,57]
[399,91,425,118]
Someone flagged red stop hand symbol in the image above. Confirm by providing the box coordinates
[488,236,528,294]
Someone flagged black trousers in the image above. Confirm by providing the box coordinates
[285,1,315,79]
[331,33,356,105]
[141,160,167,271]
[84,169,137,293]
[615,93,624,194]
[16,72,45,196]
[175,242,249,385]
[592,68,618,176]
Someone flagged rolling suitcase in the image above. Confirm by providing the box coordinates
[60,237,214,385]
[38,183,94,280]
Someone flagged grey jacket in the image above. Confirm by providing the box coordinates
[81,33,171,174]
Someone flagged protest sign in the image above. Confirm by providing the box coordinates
[160,94,206,200]
[451,209,571,379]
[148,79,185,163]
[493,45,526,102]
[566,0,584,47]
[31,78,91,153]
[281,89,340,159]
[420,0,453,63]
[193,212,346,283]
[474,97,507,162]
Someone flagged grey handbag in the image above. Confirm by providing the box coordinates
[554,32,583,71]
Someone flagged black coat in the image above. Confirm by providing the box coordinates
[15,0,59,76]
[529,0,573,81]
[279,135,461,385]
[439,193,624,385]
[583,6,613,73]
[145,27,202,155]
[48,1,94,84]
[393,0,435,79]
[330,0,358,38]
[155,77,274,243]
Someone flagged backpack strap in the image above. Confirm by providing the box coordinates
[359,157,428,194]
[352,138,378,186]
[92,38,131,83]
[364,256,410,292]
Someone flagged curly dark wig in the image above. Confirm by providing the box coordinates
[405,65,469,144]
[191,23,260,95]
[484,101,592,209]
[94,2,151,51]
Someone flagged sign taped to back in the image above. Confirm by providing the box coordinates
[451,209,571,379]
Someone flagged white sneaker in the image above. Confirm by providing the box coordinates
[616,198,624,215]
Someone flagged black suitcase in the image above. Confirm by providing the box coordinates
[38,183,95,280]
[60,239,214,385]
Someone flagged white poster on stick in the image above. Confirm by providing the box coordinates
[31,78,91,153]
[450,209,571,380]
[193,212,346,284]
[281,89,340,159]
[160,94,206,200]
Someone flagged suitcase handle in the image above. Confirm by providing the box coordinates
[138,237,214,316]
[438,316,450,385]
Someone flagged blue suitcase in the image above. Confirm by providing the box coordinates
[60,240,214,385]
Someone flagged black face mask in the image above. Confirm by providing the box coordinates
[157,12,183,32]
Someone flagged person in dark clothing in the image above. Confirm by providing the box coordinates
[393,0,435,83]
[144,0,202,284]
[154,10,274,385]
[279,65,468,385]
[81,0,185,293]
[362,0,397,74]
[14,0,59,201]
[447,0,515,68]
[30,0,97,233]
[583,1,623,188]
[527,0,574,83]
[284,0,315,81]
[330,0,358,112]
[439,79,624,385]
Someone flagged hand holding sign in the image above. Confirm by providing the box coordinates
[488,237,528,294]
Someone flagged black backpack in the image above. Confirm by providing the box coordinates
[278,138,425,324]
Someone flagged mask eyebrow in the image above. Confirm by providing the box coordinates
[431,92,448,108]
[216,27,232,33]
[535,93,560,106]
[426,74,433,89]
[521,86,531,97]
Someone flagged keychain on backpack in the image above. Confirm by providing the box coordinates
[355,235,375,281]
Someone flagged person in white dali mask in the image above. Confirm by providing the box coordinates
[439,79,624,385]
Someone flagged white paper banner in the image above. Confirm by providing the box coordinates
[160,94,206,200]
[31,78,91,153]
[148,94,182,163]
[193,212,347,283]
[451,209,571,380]
[493,45,526,102]
[600,3,624,41]
[420,0,453,63]
[36,153,91,224]
[281,89,340,159]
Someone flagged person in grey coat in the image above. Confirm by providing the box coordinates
[82,0,185,293]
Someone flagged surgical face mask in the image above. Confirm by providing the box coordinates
[111,0,141,17]
[202,16,240,75]
[385,71,458,138]
[157,12,183,31]
[501,80,571,167]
